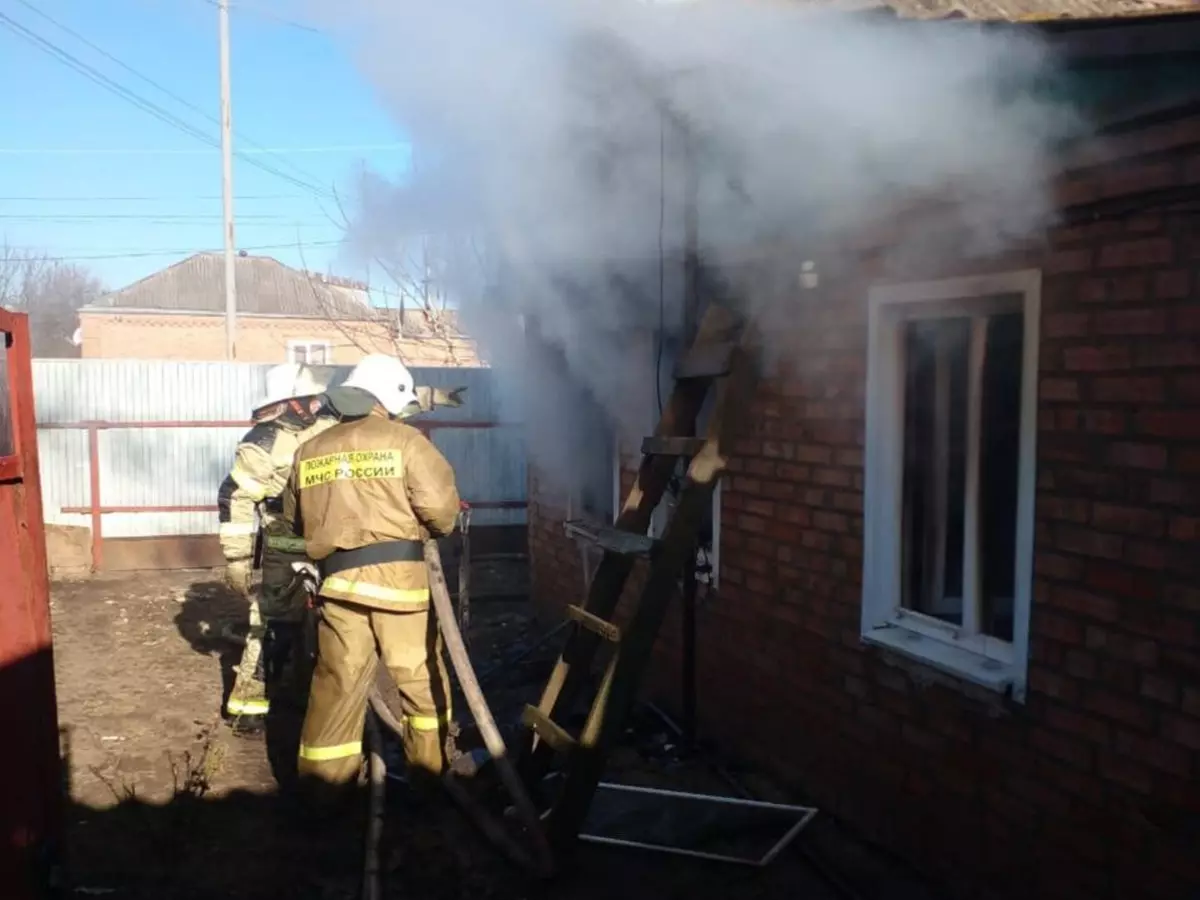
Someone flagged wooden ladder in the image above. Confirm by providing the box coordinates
[516,298,760,847]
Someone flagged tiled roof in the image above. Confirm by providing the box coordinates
[86,252,374,319]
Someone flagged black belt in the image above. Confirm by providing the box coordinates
[320,539,424,578]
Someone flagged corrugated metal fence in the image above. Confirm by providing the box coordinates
[32,360,526,552]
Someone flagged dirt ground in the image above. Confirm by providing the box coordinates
[52,564,942,900]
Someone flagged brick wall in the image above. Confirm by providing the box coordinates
[78,312,479,365]
[527,122,1200,898]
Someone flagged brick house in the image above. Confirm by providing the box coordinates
[526,8,1200,900]
[78,252,479,366]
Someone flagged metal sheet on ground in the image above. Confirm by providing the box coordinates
[578,782,818,866]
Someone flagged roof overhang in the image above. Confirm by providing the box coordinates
[77,306,382,322]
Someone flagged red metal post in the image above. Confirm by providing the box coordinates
[87,425,102,572]
[48,419,521,551]
[0,310,63,898]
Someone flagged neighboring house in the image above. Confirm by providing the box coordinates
[528,7,1200,900]
[78,252,480,366]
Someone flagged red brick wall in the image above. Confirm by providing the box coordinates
[528,476,587,623]
[78,312,479,365]
[528,123,1200,898]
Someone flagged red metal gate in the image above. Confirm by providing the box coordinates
[0,310,62,898]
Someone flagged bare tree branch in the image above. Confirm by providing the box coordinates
[0,240,104,357]
[291,194,473,367]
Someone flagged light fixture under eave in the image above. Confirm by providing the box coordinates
[799,260,819,290]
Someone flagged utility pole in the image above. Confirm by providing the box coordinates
[680,124,699,754]
[218,0,237,360]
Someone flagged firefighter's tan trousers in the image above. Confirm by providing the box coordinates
[226,550,307,718]
[297,598,451,790]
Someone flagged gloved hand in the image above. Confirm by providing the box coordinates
[225,559,253,597]
[414,385,467,412]
[431,386,467,409]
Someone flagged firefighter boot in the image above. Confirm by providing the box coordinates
[226,628,269,736]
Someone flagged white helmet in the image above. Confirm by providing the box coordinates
[255,363,330,411]
[339,354,418,416]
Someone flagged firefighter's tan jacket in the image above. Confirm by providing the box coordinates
[218,412,341,566]
[284,409,461,612]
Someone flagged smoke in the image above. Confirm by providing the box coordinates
[308,0,1082,497]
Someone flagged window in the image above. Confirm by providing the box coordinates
[564,410,619,596]
[565,327,723,589]
[287,340,329,365]
[564,376,619,525]
[861,271,1040,702]
[566,431,620,524]
[645,385,722,589]
[648,470,721,588]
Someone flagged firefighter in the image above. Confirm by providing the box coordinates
[283,353,460,806]
[218,363,341,731]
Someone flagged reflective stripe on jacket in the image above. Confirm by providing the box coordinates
[217,412,340,566]
[285,409,461,612]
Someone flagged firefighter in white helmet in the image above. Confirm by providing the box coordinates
[218,363,342,731]
[283,354,460,806]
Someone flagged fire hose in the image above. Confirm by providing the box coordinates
[360,510,552,895]
[457,502,472,653]
[276,513,552,894]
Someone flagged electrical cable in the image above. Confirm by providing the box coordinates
[0,213,333,222]
[14,0,328,193]
[0,145,404,155]
[0,11,332,199]
[0,194,310,202]
[655,108,666,418]
[654,110,685,501]
[199,0,323,35]
[29,239,343,262]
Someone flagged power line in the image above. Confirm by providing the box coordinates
[0,213,332,221]
[0,194,314,202]
[31,239,344,261]
[0,145,407,155]
[199,0,323,35]
[0,11,333,200]
[0,220,339,230]
[13,0,330,193]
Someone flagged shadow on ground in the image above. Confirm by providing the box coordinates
[62,782,883,900]
[44,570,945,900]
[172,579,245,717]
[172,579,308,790]
[65,784,518,900]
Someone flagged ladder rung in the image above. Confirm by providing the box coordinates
[675,341,735,379]
[563,520,655,557]
[521,705,577,753]
[641,436,706,457]
[565,605,621,642]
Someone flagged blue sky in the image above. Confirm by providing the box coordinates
[0,0,409,292]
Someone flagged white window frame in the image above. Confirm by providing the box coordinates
[287,339,331,365]
[861,269,1040,703]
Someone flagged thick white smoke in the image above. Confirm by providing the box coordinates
[306,0,1082,496]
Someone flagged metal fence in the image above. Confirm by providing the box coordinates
[32,360,526,566]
